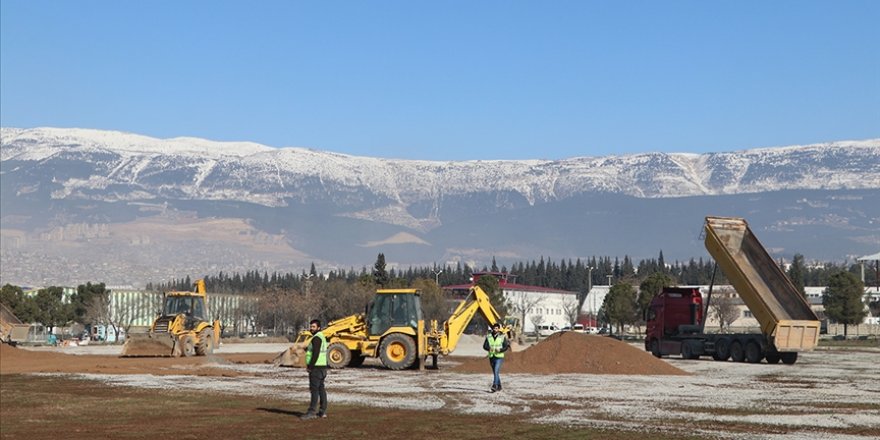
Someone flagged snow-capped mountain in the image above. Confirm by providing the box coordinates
[1,127,878,287]
[2,127,878,227]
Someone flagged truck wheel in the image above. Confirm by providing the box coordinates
[745,340,763,363]
[729,340,745,362]
[650,340,662,358]
[327,342,351,369]
[181,335,196,357]
[712,338,730,361]
[780,352,798,365]
[196,328,214,356]
[379,334,417,370]
[765,353,781,364]
[681,341,698,360]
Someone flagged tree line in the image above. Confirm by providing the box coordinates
[1,251,875,339]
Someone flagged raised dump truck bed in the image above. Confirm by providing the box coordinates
[644,216,820,365]
[703,216,820,352]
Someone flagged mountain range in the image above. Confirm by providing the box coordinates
[1,127,878,287]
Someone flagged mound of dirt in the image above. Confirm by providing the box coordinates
[0,343,272,376]
[450,332,688,375]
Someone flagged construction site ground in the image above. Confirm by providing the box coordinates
[1,333,878,440]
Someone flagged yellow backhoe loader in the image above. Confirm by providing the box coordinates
[276,285,513,370]
[121,279,221,357]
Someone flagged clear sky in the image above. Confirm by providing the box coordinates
[1,1,878,160]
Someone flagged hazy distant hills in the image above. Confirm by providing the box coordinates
[1,127,878,287]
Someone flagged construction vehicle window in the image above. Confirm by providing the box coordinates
[369,295,393,335]
[192,298,205,320]
[164,297,192,316]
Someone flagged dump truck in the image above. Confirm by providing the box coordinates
[644,216,820,364]
[121,279,221,357]
[1,302,30,347]
[276,285,512,370]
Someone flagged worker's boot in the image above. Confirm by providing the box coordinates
[497,384,502,391]
[300,412,317,420]
[489,384,497,393]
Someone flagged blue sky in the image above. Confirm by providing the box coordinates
[1,1,878,160]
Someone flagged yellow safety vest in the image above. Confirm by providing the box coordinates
[305,331,328,367]
[487,333,505,359]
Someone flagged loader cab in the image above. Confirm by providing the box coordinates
[367,289,422,336]
[163,294,207,321]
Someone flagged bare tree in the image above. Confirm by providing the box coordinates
[319,279,374,320]
[562,295,581,328]
[509,291,543,339]
[84,293,112,335]
[256,286,289,335]
[411,278,448,322]
[111,292,162,343]
[529,314,545,341]
[710,287,740,332]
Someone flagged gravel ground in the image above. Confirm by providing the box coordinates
[25,339,880,439]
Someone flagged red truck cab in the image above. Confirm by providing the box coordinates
[645,287,704,357]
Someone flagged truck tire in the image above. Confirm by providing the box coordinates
[765,353,781,364]
[780,352,798,365]
[650,339,662,358]
[181,335,196,357]
[745,340,763,363]
[195,328,214,356]
[712,338,730,361]
[327,342,351,369]
[379,334,417,370]
[729,340,745,362]
[681,341,699,360]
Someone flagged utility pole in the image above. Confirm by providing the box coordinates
[432,269,444,286]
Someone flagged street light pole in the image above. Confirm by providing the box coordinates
[432,269,444,285]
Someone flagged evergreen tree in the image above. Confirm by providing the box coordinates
[603,282,637,334]
[34,286,74,334]
[70,282,109,324]
[373,253,389,287]
[787,254,807,297]
[823,271,867,337]
[637,272,674,320]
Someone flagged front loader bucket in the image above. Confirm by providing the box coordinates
[121,333,180,357]
[274,343,308,367]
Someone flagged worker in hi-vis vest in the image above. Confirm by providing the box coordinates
[301,319,328,419]
[483,321,510,392]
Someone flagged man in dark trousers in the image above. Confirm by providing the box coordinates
[483,322,510,392]
[300,319,328,419]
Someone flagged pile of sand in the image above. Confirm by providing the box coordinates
[451,332,688,375]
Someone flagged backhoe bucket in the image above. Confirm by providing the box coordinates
[121,333,180,357]
[274,343,308,367]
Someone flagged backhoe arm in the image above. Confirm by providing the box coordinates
[440,286,503,354]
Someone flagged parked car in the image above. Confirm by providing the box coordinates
[537,324,561,337]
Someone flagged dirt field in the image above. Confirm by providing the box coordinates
[1,334,878,439]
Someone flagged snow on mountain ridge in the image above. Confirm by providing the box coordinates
[2,128,879,211]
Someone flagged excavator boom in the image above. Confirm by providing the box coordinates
[438,286,507,354]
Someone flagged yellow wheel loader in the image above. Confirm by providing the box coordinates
[121,279,221,357]
[276,285,513,370]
